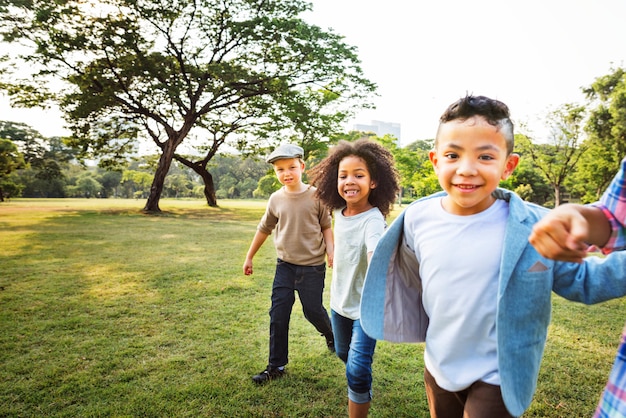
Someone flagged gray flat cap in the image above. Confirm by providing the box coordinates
[266,143,304,163]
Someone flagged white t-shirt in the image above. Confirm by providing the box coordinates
[331,207,386,320]
[404,197,508,391]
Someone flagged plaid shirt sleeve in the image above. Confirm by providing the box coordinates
[592,157,626,418]
[591,157,626,253]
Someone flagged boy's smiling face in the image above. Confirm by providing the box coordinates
[429,116,519,216]
[272,158,305,191]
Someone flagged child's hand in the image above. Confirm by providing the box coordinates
[529,204,592,263]
[243,260,253,275]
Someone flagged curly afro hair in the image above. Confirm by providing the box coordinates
[308,138,400,217]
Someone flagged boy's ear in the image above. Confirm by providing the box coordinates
[501,153,520,180]
[428,150,439,173]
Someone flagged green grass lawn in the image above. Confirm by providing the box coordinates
[1,198,624,417]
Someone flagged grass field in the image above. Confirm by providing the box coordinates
[1,198,625,417]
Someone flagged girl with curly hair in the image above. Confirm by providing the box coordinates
[308,138,400,417]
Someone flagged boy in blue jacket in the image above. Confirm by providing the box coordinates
[360,95,626,417]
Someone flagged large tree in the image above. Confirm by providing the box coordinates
[0,0,375,211]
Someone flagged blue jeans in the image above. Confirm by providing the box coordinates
[268,259,333,368]
[331,310,376,404]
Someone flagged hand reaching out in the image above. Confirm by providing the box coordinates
[529,204,609,263]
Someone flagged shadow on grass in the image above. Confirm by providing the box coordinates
[95,204,265,223]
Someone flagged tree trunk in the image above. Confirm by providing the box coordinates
[188,163,218,207]
[553,184,561,207]
[143,141,177,213]
[173,155,218,207]
[200,170,218,207]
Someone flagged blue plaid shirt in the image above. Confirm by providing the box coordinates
[593,157,626,418]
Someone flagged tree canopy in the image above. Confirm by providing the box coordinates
[0,138,25,200]
[571,67,626,202]
[0,0,376,211]
[517,104,588,206]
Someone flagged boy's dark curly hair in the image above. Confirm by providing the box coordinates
[438,94,515,154]
[308,138,400,217]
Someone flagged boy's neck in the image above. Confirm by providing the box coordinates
[441,195,496,216]
[283,182,307,193]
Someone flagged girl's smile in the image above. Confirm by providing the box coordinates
[337,155,377,215]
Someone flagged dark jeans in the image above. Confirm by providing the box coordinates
[268,258,333,368]
[424,367,513,418]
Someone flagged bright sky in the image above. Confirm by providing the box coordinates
[305,0,626,144]
[2,0,626,145]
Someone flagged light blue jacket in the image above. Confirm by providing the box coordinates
[361,188,626,417]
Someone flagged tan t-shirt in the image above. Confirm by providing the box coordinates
[258,186,331,266]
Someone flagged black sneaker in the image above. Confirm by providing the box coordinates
[252,366,285,384]
[325,334,335,353]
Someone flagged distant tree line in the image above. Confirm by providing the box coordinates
[0,120,273,201]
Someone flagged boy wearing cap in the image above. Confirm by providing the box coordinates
[243,143,335,384]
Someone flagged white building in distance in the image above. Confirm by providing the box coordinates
[352,120,401,143]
